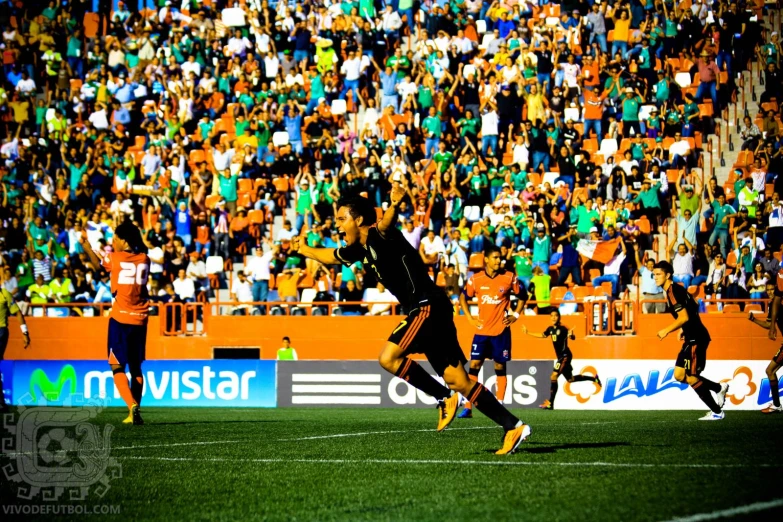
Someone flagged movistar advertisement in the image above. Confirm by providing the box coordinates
[11,360,277,407]
[552,360,775,410]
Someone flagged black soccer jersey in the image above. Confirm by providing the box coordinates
[543,325,572,358]
[335,225,443,309]
[665,283,711,342]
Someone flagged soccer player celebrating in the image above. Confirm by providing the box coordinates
[457,245,527,418]
[81,220,150,425]
[653,261,729,420]
[522,309,601,410]
[750,280,783,413]
[291,189,530,455]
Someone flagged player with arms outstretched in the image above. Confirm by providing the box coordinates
[457,245,526,418]
[654,261,728,420]
[81,220,150,425]
[751,279,783,413]
[522,309,601,409]
[291,188,530,454]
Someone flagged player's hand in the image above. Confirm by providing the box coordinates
[22,333,30,349]
[657,328,669,341]
[290,236,301,252]
[522,325,528,334]
[769,327,777,341]
[389,184,405,207]
[503,315,517,326]
[569,328,575,338]
[748,312,755,321]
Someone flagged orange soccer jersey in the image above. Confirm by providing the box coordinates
[465,270,520,336]
[102,250,151,326]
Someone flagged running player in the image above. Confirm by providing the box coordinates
[81,220,150,425]
[654,261,729,420]
[291,189,530,454]
[522,309,601,409]
[457,245,526,418]
[751,280,783,413]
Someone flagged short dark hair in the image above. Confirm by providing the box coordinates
[550,309,561,319]
[282,336,290,342]
[483,245,501,258]
[337,196,378,227]
[114,219,147,254]
[654,260,674,276]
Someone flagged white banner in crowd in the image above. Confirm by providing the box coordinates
[552,360,775,411]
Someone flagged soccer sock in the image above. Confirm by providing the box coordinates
[549,380,559,405]
[131,374,144,405]
[111,367,136,409]
[692,379,721,414]
[467,382,519,431]
[571,375,594,382]
[699,377,721,394]
[495,367,507,401]
[464,366,480,409]
[770,377,781,407]
[394,359,450,401]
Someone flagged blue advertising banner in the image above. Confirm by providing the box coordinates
[11,360,277,407]
[1,360,12,407]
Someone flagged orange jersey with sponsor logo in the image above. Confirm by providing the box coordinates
[102,250,151,325]
[465,270,520,336]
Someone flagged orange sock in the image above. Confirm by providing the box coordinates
[465,373,479,409]
[496,375,508,401]
[112,371,136,409]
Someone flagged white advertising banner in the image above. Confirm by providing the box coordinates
[552,360,776,410]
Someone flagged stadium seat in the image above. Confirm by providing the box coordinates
[745,304,763,314]
[468,253,484,271]
[599,139,618,157]
[722,304,741,313]
[550,286,568,302]
[572,286,591,300]
[705,304,720,313]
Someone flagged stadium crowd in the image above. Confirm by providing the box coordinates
[0,0,781,316]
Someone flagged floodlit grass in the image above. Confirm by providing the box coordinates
[2,408,781,521]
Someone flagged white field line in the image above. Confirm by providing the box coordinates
[277,426,497,441]
[660,498,783,522]
[117,456,782,470]
[1,440,244,459]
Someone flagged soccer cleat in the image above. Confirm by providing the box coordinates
[457,408,473,419]
[761,403,783,414]
[123,404,144,425]
[538,400,553,410]
[698,410,725,421]
[715,383,729,409]
[495,423,531,455]
[594,375,602,390]
[436,394,460,432]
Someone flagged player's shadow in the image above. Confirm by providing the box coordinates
[482,441,630,454]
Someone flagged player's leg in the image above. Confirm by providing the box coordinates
[567,363,602,389]
[460,337,489,418]
[107,319,137,421]
[542,359,567,409]
[492,328,511,402]
[761,349,783,413]
[126,324,147,425]
[440,361,529,454]
[674,343,723,420]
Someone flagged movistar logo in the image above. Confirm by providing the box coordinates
[30,364,78,402]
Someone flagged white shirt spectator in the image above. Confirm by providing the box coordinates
[673,251,694,276]
[148,246,165,274]
[263,55,280,79]
[110,198,134,217]
[276,226,298,241]
[481,109,499,136]
[173,275,196,300]
[181,60,201,78]
[88,108,110,130]
[367,286,398,315]
[340,57,361,81]
[212,148,235,172]
[186,259,208,281]
[227,35,252,56]
[231,276,254,303]
[421,235,446,257]
[245,250,274,281]
[402,225,424,249]
[381,11,403,32]
[604,252,626,276]
[669,139,691,158]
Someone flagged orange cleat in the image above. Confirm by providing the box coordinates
[437,394,460,432]
[495,424,531,455]
[538,400,553,410]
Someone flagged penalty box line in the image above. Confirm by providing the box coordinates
[659,498,783,522]
[118,456,783,470]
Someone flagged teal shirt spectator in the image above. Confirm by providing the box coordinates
[712,201,736,230]
[422,114,441,138]
[634,182,662,208]
[622,94,642,122]
[69,163,88,191]
[533,234,552,263]
[341,261,363,285]
[510,170,528,191]
[310,74,325,100]
[577,205,600,234]
[219,173,239,202]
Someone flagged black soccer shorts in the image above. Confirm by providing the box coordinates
[553,354,574,380]
[675,340,709,377]
[388,296,467,376]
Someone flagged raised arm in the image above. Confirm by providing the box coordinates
[378,184,405,236]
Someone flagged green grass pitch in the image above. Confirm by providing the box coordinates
[2,408,782,521]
